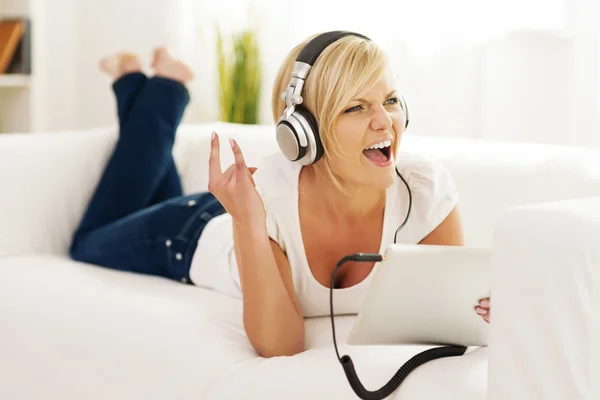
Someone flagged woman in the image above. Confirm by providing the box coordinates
[70,33,491,359]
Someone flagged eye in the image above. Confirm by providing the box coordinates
[344,105,363,113]
[385,97,400,106]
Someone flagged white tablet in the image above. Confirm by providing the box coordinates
[346,244,492,347]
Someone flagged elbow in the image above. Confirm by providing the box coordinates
[245,318,305,358]
[255,335,305,358]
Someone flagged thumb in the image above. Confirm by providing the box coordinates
[248,167,258,186]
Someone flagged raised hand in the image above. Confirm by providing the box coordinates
[208,131,265,224]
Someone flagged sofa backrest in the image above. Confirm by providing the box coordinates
[0,122,281,258]
[1,121,600,258]
[404,135,600,247]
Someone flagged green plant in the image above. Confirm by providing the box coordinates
[216,25,261,124]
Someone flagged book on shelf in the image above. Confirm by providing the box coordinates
[0,18,31,75]
[7,18,31,74]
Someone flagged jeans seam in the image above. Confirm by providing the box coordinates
[173,208,209,241]
[174,198,222,241]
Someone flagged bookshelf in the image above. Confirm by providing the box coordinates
[0,0,34,133]
[0,73,28,86]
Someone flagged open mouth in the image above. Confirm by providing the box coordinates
[362,139,392,166]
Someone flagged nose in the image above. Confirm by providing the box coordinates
[370,104,392,131]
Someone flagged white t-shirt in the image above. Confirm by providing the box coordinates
[189,151,458,318]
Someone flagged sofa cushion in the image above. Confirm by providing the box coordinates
[3,121,600,257]
[398,135,600,247]
[0,127,120,258]
[488,197,600,399]
[0,255,488,399]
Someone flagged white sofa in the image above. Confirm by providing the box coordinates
[1,122,600,399]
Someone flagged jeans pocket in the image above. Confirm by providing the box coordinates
[161,236,194,284]
[158,193,226,282]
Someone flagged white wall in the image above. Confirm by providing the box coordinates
[34,0,599,149]
[479,31,575,145]
[37,0,215,131]
[35,0,79,132]
[75,0,200,130]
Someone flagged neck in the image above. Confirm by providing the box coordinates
[300,166,386,221]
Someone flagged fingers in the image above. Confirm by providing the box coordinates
[248,167,257,186]
[222,164,236,184]
[209,135,255,191]
[479,298,490,309]
[224,166,257,183]
[475,306,488,316]
[475,297,491,323]
[475,306,490,323]
[229,138,247,171]
[208,131,222,184]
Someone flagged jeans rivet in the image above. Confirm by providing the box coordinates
[165,239,172,247]
[187,200,197,207]
[175,252,182,260]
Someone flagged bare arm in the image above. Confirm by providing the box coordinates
[208,133,305,357]
[232,220,305,358]
[419,205,465,245]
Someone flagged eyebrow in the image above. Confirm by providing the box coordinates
[353,90,398,104]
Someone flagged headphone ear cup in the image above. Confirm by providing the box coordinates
[400,94,409,130]
[294,107,324,164]
[276,117,306,162]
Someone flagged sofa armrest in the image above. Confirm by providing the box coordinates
[488,197,600,400]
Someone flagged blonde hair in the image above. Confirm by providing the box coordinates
[271,33,390,194]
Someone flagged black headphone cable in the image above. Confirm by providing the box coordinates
[329,168,467,400]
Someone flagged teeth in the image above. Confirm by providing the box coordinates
[365,139,392,150]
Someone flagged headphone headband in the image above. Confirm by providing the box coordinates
[281,31,370,109]
[296,31,371,66]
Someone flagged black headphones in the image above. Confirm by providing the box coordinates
[276,30,410,165]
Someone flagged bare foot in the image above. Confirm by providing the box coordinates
[151,47,194,84]
[99,52,142,80]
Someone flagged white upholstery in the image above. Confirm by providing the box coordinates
[1,122,600,399]
[0,255,488,400]
[488,197,600,400]
[0,123,280,258]
[2,122,600,258]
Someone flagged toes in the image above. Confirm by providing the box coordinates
[99,54,120,76]
[151,50,161,67]
[175,60,194,80]
[152,47,171,66]
[120,54,142,74]
[99,52,142,79]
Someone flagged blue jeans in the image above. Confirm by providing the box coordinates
[69,73,225,284]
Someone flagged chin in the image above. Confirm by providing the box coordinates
[335,154,397,190]
[374,173,396,189]
[364,155,396,186]
[362,166,396,190]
